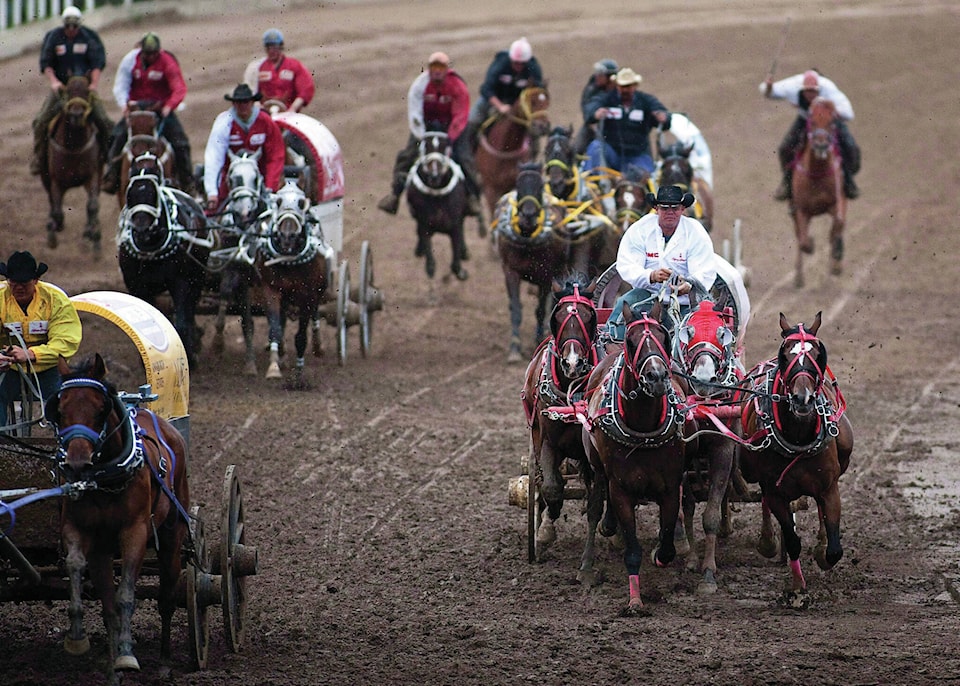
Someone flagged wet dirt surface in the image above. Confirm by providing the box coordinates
[1,1,960,684]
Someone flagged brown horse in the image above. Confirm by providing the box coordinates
[494,163,568,363]
[475,86,550,218]
[673,300,744,594]
[790,97,846,287]
[49,354,189,682]
[609,165,655,232]
[521,275,598,561]
[578,301,687,612]
[116,109,175,209]
[42,75,102,253]
[258,181,328,389]
[737,312,853,608]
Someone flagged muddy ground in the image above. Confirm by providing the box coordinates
[1,1,960,684]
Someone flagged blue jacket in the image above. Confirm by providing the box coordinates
[39,26,106,83]
[586,90,671,158]
[478,51,545,104]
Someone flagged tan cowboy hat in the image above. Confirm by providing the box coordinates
[614,67,642,87]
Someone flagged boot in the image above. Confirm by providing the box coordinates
[773,169,792,202]
[465,193,482,217]
[102,160,120,194]
[843,171,860,200]
[377,193,399,215]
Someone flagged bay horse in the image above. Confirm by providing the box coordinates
[475,86,550,218]
[405,129,469,284]
[790,97,846,287]
[737,312,853,607]
[210,149,273,376]
[118,156,214,370]
[494,163,568,363]
[49,354,189,682]
[657,138,713,232]
[521,274,599,561]
[578,301,687,612]
[673,300,745,593]
[543,126,619,278]
[115,108,175,209]
[258,180,330,389]
[42,75,103,253]
[610,166,655,232]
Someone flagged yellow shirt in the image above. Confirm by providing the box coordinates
[0,281,82,373]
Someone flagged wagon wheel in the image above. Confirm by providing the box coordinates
[221,465,248,653]
[336,259,350,366]
[526,461,542,563]
[186,505,211,670]
[358,240,375,357]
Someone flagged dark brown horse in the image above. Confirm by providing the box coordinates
[475,86,550,218]
[673,300,744,593]
[116,109,175,209]
[610,166,655,232]
[521,275,598,562]
[49,354,189,682]
[405,129,469,283]
[579,301,687,612]
[42,75,103,253]
[258,181,328,389]
[494,163,568,363]
[790,97,846,287]
[656,138,713,232]
[737,312,853,607]
[118,156,214,369]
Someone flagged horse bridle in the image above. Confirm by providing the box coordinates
[623,314,672,397]
[409,133,462,196]
[550,287,599,377]
[777,326,826,414]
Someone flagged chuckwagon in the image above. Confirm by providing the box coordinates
[0,291,258,671]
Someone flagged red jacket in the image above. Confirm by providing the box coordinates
[256,56,315,109]
[129,51,187,111]
[203,108,286,198]
[423,71,469,142]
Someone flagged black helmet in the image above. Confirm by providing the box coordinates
[593,58,619,76]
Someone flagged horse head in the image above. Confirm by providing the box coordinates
[415,129,454,188]
[61,76,92,129]
[226,149,267,227]
[514,86,551,138]
[266,181,312,257]
[613,165,653,228]
[549,274,599,379]
[806,97,838,162]
[622,300,673,397]
[48,354,126,482]
[544,126,576,198]
[676,300,738,397]
[122,158,172,255]
[777,311,828,418]
[512,163,546,238]
[657,140,695,192]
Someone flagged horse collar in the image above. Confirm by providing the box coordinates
[592,355,683,448]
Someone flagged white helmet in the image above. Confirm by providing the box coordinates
[61,6,82,24]
[509,37,532,63]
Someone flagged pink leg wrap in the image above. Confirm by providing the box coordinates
[629,574,641,601]
[789,558,806,588]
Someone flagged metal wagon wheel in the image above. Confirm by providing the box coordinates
[335,260,350,366]
[358,240,375,358]
[522,452,543,563]
[185,504,212,669]
[220,464,258,653]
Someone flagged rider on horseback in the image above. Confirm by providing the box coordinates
[203,84,286,211]
[761,69,861,201]
[572,58,619,156]
[584,67,671,175]
[606,185,716,340]
[103,33,196,195]
[30,7,113,176]
[244,28,315,114]
[464,37,546,155]
[378,51,483,217]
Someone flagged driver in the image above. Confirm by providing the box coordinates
[203,84,286,212]
[608,185,715,339]
[103,33,194,195]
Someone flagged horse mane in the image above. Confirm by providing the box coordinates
[60,353,118,396]
[553,271,594,303]
[64,75,90,98]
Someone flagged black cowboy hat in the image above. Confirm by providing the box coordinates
[225,84,261,102]
[0,251,49,282]
[646,185,695,208]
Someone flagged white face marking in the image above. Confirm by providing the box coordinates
[790,341,813,356]
[566,304,577,315]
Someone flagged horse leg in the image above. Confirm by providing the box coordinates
[289,307,311,390]
[424,233,436,279]
[793,213,813,288]
[608,481,647,614]
[765,493,809,605]
[62,526,92,656]
[450,224,469,281]
[156,508,187,663]
[577,459,604,587]
[535,433,562,548]
[88,551,122,683]
[503,269,523,363]
[47,184,64,249]
[170,285,199,370]
[698,442,734,594]
[114,537,147,672]
[533,286,549,348]
[813,483,843,570]
[241,284,258,374]
[676,483,694,563]
[84,184,102,250]
[757,495,780,558]
[652,479,681,570]
[830,215,845,275]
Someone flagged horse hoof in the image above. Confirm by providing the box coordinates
[63,635,90,655]
[536,519,557,546]
[674,533,690,557]
[265,362,282,379]
[114,654,141,672]
[47,232,58,249]
[697,569,718,595]
[507,348,523,365]
[831,261,843,276]
[619,601,651,618]
[454,267,469,282]
[801,238,814,254]
[243,361,258,376]
[576,569,598,587]
[778,589,811,610]
[757,535,779,559]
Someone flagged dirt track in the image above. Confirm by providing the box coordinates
[2,1,960,684]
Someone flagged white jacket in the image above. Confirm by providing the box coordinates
[760,72,854,121]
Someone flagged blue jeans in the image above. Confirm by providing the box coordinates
[0,367,61,431]
[586,141,654,175]
[606,288,690,341]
